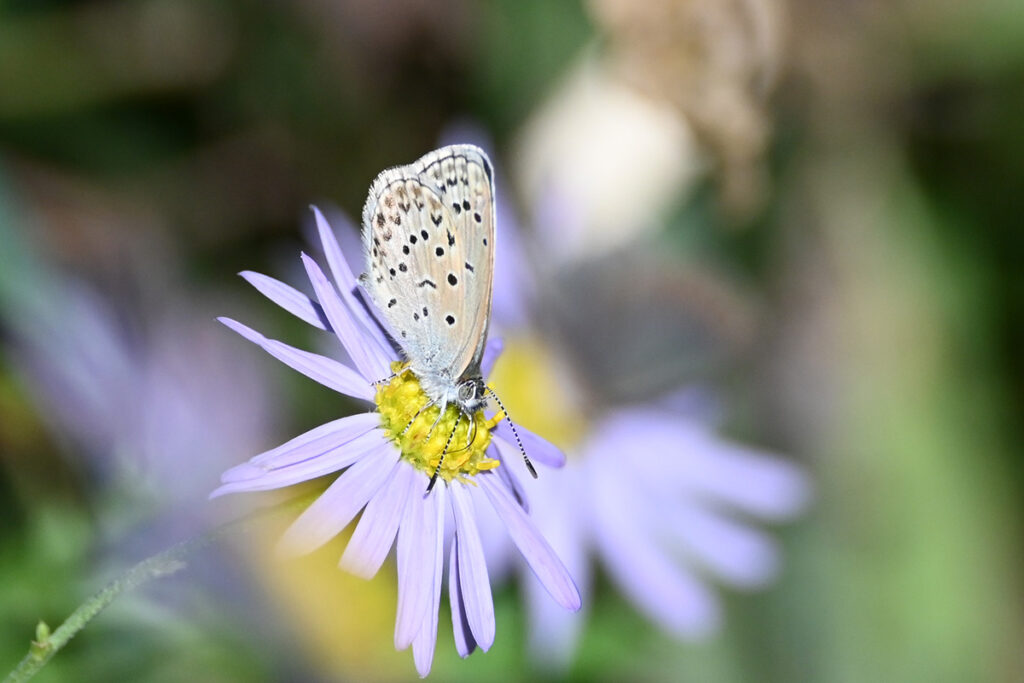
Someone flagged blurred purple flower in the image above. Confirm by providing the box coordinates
[215,207,580,677]
[441,123,810,666]
[502,406,808,664]
[3,268,276,515]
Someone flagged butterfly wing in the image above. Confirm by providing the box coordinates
[361,145,496,383]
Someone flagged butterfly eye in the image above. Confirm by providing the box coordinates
[458,383,475,402]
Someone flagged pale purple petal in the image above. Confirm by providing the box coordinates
[521,464,589,664]
[470,487,517,584]
[448,539,478,658]
[655,501,780,589]
[412,484,446,677]
[451,483,495,651]
[395,471,437,649]
[675,433,811,520]
[489,443,530,512]
[340,461,418,579]
[494,420,565,469]
[301,254,392,382]
[246,413,379,469]
[481,337,503,379]
[524,538,589,666]
[590,461,719,638]
[478,472,580,610]
[210,427,388,497]
[240,270,331,331]
[589,409,810,520]
[277,441,398,555]
[218,317,372,400]
[311,206,395,358]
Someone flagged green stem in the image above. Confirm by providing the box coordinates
[3,495,312,683]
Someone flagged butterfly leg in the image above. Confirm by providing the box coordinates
[465,415,478,449]
[426,412,461,493]
[371,370,401,387]
[445,413,477,455]
[401,398,436,436]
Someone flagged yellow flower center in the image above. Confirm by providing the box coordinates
[375,362,500,483]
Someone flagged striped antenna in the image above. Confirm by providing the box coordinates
[487,388,537,478]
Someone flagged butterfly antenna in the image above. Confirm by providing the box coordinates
[426,413,461,494]
[486,388,537,478]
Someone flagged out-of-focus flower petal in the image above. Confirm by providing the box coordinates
[656,502,780,589]
[522,466,590,666]
[340,461,418,579]
[240,270,331,331]
[674,433,811,520]
[481,337,503,379]
[301,253,392,381]
[590,461,719,638]
[218,317,372,400]
[479,472,580,611]
[277,441,398,556]
[591,409,810,520]
[451,483,496,651]
[211,427,387,497]
[395,475,437,649]
[412,484,446,677]
[448,539,478,658]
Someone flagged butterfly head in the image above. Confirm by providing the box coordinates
[456,376,488,414]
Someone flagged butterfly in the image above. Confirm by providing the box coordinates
[359,144,535,490]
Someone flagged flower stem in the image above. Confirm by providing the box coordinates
[3,495,313,683]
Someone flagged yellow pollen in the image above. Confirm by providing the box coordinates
[375,362,500,483]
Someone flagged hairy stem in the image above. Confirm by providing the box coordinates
[3,495,312,683]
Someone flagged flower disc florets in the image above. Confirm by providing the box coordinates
[376,362,500,484]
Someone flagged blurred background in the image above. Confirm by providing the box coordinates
[1,0,1023,681]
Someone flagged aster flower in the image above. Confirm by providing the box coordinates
[439,124,809,666]
[213,207,581,676]
[0,241,276,513]
[499,399,809,664]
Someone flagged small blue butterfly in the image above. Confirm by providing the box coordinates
[359,145,534,490]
